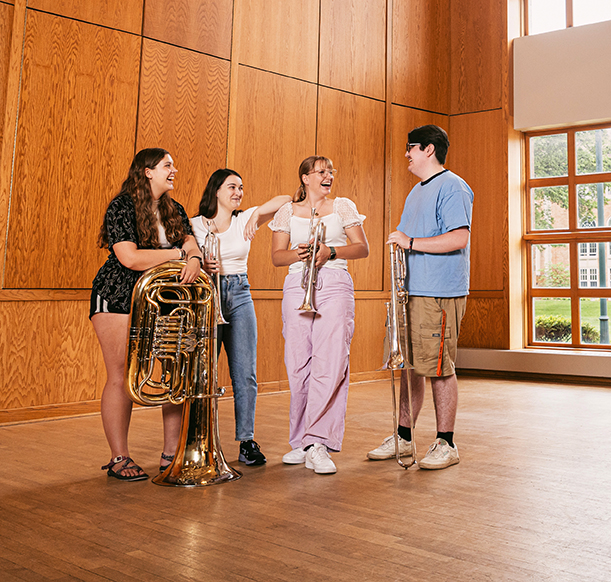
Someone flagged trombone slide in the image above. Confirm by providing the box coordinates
[384,243,417,469]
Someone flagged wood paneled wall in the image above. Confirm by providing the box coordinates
[0,0,514,419]
[448,0,511,350]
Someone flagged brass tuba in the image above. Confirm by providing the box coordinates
[125,260,241,487]
[382,243,417,468]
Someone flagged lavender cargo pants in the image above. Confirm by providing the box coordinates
[282,269,355,452]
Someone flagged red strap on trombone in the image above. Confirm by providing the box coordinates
[436,309,447,377]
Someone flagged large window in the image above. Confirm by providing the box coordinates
[527,0,611,35]
[525,125,611,348]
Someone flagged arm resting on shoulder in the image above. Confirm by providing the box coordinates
[244,196,293,241]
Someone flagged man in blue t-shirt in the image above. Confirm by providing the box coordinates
[368,124,474,470]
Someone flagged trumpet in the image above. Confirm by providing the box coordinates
[382,243,417,468]
[202,222,229,325]
[298,208,324,313]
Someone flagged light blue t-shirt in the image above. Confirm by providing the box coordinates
[397,170,473,297]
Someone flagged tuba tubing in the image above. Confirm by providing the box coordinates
[126,260,241,487]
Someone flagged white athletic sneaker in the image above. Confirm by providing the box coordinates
[367,435,413,460]
[282,447,306,464]
[305,443,337,474]
[418,438,459,470]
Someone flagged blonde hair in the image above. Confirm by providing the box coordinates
[293,155,334,202]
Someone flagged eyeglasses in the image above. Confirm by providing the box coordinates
[308,169,337,177]
[406,143,421,153]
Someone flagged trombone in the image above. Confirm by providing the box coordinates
[202,222,229,325]
[298,207,324,313]
[382,243,417,468]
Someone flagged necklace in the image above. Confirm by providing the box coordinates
[308,197,327,216]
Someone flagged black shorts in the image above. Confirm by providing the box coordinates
[89,289,129,319]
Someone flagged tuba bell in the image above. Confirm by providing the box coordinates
[125,260,241,487]
[382,243,417,469]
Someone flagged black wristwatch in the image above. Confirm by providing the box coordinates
[328,246,337,261]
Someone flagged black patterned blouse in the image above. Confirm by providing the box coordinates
[92,193,193,313]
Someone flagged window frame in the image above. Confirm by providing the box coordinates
[525,0,611,35]
[524,123,611,349]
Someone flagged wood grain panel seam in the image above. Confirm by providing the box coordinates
[238,63,320,88]
[318,83,385,104]
[449,106,503,118]
[27,7,143,38]
[391,101,452,118]
[141,36,231,62]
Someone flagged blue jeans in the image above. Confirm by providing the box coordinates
[218,274,258,441]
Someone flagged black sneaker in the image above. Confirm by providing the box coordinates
[239,440,266,465]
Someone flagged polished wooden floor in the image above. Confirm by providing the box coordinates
[1,376,610,581]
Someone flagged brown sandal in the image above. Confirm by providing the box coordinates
[101,455,149,481]
[159,452,175,473]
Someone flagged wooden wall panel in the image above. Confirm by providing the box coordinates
[458,297,508,349]
[319,0,386,100]
[0,301,104,409]
[136,39,230,217]
[449,110,506,292]
[233,66,317,291]
[0,2,13,149]
[143,0,232,59]
[352,297,387,373]
[29,0,143,33]
[450,0,504,114]
[392,0,450,114]
[240,0,319,82]
[317,87,385,291]
[252,299,286,382]
[0,0,516,421]
[5,11,140,289]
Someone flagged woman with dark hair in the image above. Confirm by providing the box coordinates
[91,148,203,481]
[191,169,290,465]
[269,156,369,474]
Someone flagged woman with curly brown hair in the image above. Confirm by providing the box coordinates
[91,148,202,481]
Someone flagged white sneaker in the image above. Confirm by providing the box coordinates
[419,438,459,470]
[367,435,413,460]
[305,443,337,474]
[282,447,306,464]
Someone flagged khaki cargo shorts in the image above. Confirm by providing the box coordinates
[400,296,467,377]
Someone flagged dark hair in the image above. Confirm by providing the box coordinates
[407,125,450,165]
[98,148,187,249]
[294,155,334,202]
[198,168,243,218]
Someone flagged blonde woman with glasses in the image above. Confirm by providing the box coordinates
[269,156,369,474]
